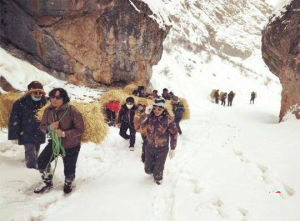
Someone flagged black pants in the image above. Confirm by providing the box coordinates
[144,145,169,181]
[106,109,116,123]
[37,140,81,181]
[250,99,255,104]
[175,118,182,134]
[119,122,136,147]
[228,100,232,106]
[215,97,219,104]
[221,100,226,106]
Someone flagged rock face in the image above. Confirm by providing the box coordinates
[0,0,169,86]
[262,0,300,121]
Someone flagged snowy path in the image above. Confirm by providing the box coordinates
[1,102,300,221]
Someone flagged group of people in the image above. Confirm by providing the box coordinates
[212,90,257,106]
[7,82,183,194]
[212,90,235,106]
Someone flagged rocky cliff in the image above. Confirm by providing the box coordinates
[262,0,300,121]
[0,0,169,86]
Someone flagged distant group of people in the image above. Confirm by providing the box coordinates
[212,89,235,106]
[212,90,257,106]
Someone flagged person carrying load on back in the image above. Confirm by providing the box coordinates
[220,92,227,106]
[34,88,84,194]
[162,88,171,100]
[214,89,219,104]
[117,97,136,151]
[227,91,235,106]
[8,81,47,169]
[133,86,148,98]
[250,91,256,104]
[105,100,120,126]
[171,96,185,135]
[136,98,178,185]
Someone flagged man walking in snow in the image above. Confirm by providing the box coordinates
[171,96,185,135]
[136,98,178,185]
[250,91,256,104]
[8,81,47,169]
[227,91,235,106]
[35,88,84,194]
[214,89,219,104]
[220,92,227,106]
[117,97,136,151]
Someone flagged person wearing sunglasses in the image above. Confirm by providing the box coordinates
[35,88,84,194]
[136,98,178,185]
[8,81,47,169]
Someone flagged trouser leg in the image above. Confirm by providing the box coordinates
[152,147,169,182]
[24,143,39,169]
[63,146,81,182]
[129,127,136,147]
[119,123,130,139]
[144,146,155,174]
[175,119,182,134]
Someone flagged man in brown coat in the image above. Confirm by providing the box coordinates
[136,98,178,185]
[34,88,84,194]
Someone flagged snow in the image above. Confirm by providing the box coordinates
[1,0,300,220]
[270,0,293,21]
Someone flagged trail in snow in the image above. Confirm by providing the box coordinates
[1,95,299,221]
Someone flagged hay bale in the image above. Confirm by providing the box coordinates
[99,90,128,107]
[165,100,174,117]
[123,83,139,95]
[210,89,217,99]
[180,97,190,120]
[37,102,108,144]
[0,92,23,128]
[136,97,154,106]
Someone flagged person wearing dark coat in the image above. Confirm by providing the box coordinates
[221,92,227,106]
[133,86,148,98]
[171,96,185,135]
[250,91,256,104]
[214,89,219,104]
[162,88,171,100]
[117,97,137,150]
[8,81,47,169]
[227,91,235,106]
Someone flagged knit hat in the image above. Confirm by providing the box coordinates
[154,98,165,108]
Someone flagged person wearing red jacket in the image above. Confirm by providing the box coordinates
[106,100,121,126]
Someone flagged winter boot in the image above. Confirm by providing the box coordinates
[63,180,73,194]
[34,170,53,193]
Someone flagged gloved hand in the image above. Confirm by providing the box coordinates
[12,140,18,145]
[145,105,153,115]
[169,150,175,159]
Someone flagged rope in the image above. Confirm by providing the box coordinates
[46,104,70,180]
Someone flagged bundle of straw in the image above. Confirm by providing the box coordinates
[0,92,23,128]
[180,97,190,120]
[37,102,108,144]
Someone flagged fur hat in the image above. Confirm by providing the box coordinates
[154,98,165,108]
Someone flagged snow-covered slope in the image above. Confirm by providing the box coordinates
[1,0,300,221]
